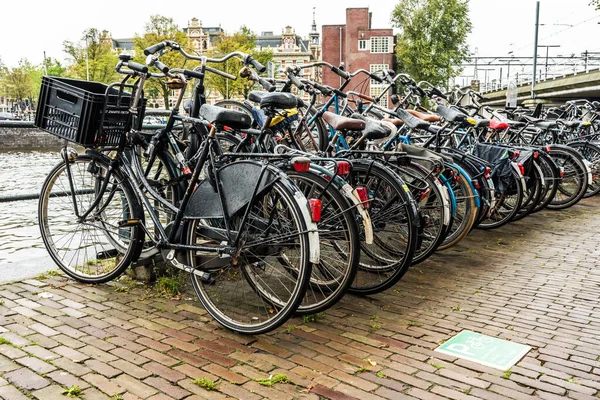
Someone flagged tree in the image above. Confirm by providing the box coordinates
[205,26,273,99]
[63,28,120,83]
[44,58,67,77]
[591,0,600,9]
[1,59,42,108]
[133,15,190,110]
[391,0,472,89]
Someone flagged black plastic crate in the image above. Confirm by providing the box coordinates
[35,77,145,146]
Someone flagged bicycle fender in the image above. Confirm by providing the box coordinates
[510,161,528,192]
[434,179,452,227]
[308,164,374,245]
[275,174,320,264]
[185,160,279,219]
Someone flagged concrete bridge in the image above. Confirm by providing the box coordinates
[479,68,600,106]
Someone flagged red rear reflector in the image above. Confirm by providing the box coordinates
[513,151,520,159]
[355,186,370,209]
[337,161,351,176]
[546,146,551,152]
[291,157,310,172]
[473,179,481,189]
[518,163,525,175]
[560,167,565,178]
[183,167,192,175]
[533,151,539,159]
[419,188,431,202]
[309,198,322,222]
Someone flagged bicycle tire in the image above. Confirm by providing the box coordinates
[39,154,144,283]
[567,141,600,198]
[547,146,588,209]
[186,177,312,334]
[347,160,419,295]
[287,171,360,315]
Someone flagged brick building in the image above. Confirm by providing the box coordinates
[322,8,395,106]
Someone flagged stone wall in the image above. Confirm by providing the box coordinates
[0,124,65,149]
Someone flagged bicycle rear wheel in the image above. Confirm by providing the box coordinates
[287,171,359,315]
[186,178,312,334]
[39,153,144,283]
[348,160,418,295]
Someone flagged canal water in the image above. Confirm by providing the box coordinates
[0,150,63,282]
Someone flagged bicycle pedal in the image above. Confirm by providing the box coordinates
[118,219,142,227]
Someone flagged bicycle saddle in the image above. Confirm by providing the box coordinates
[199,104,252,130]
[322,111,365,131]
[406,109,441,122]
[394,108,431,130]
[434,105,467,123]
[521,115,557,130]
[247,91,305,109]
[351,114,392,139]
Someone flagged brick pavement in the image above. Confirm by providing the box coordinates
[1,198,600,399]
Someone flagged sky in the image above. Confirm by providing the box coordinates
[1,0,599,85]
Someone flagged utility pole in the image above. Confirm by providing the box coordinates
[538,44,560,79]
[532,1,540,99]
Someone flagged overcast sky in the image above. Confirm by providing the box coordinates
[1,0,599,85]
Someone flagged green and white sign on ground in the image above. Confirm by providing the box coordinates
[435,330,530,370]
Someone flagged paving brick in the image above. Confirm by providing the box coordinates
[0,385,30,400]
[84,358,122,378]
[83,373,125,396]
[4,367,50,390]
[46,370,90,390]
[15,356,56,374]
[114,373,159,398]
[143,376,191,400]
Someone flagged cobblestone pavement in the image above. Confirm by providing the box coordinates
[1,198,600,400]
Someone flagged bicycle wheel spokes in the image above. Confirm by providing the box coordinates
[39,156,142,283]
[188,180,310,334]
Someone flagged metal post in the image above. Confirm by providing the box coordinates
[531,1,540,98]
[85,34,90,81]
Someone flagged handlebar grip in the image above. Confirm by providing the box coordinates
[288,74,305,91]
[370,73,383,83]
[312,82,333,96]
[144,42,167,56]
[331,66,350,80]
[183,69,204,80]
[126,62,148,74]
[154,60,169,74]
[258,77,276,92]
[245,55,267,73]
[333,89,347,98]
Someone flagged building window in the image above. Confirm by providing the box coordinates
[370,64,389,107]
[371,37,391,53]
[358,39,369,51]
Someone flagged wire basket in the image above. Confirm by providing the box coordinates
[35,77,145,146]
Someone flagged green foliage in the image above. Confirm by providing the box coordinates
[111,395,124,400]
[205,26,273,100]
[376,371,387,379]
[501,369,511,379]
[192,377,218,390]
[1,58,42,104]
[62,385,82,397]
[255,374,292,387]
[392,0,472,89]
[63,28,119,83]
[285,324,297,333]
[133,15,191,110]
[303,312,325,323]
[155,276,182,297]
[0,337,11,345]
[355,366,369,374]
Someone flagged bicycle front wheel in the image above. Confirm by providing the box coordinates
[39,154,144,283]
[186,178,312,334]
